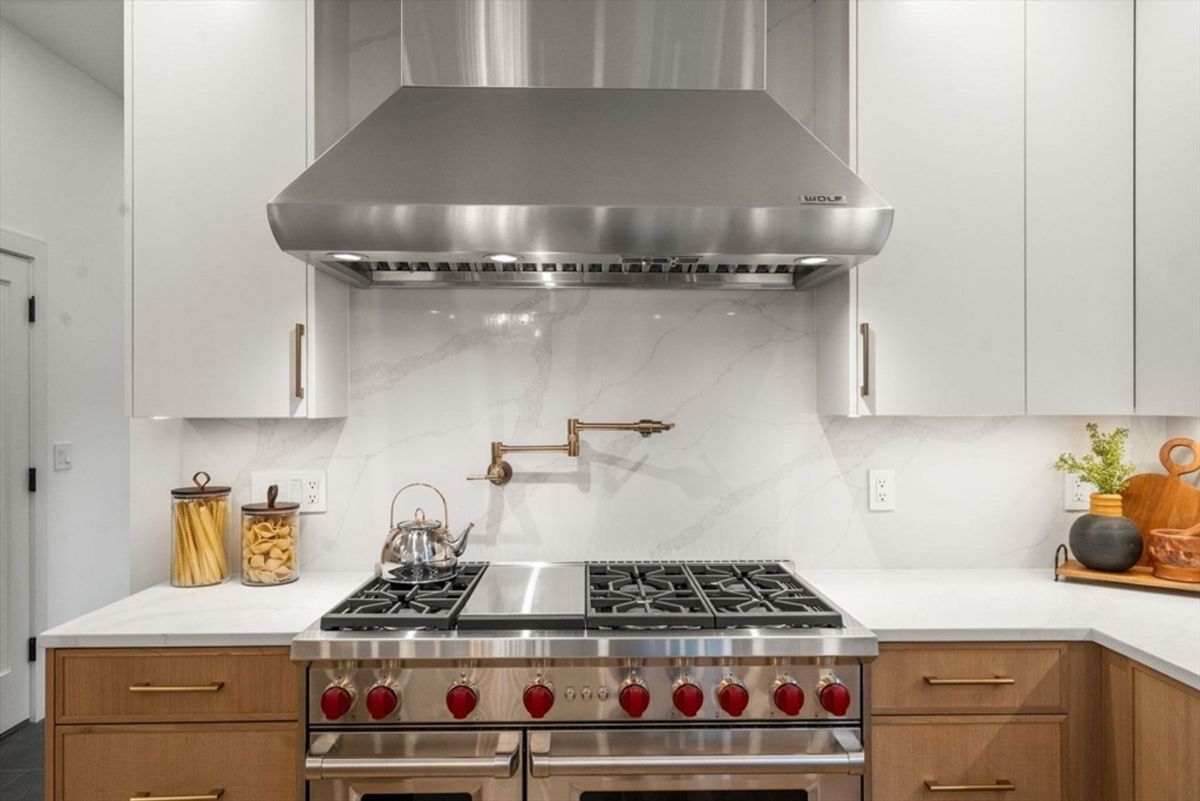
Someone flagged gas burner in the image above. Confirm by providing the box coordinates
[321,564,488,631]
[688,562,844,629]
[585,562,842,630]
[586,563,712,629]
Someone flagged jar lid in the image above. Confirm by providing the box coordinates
[172,471,231,498]
[242,483,300,513]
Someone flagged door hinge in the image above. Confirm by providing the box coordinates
[28,467,36,492]
[28,295,35,323]
[27,637,36,663]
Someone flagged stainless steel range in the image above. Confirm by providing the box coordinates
[294,561,876,801]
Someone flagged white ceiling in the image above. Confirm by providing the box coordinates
[1,0,123,96]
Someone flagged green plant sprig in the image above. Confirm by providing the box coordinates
[1054,423,1136,496]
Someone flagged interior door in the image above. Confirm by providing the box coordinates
[0,250,32,733]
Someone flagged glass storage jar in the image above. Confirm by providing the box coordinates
[170,471,231,587]
[240,484,300,586]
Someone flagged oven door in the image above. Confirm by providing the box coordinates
[306,730,522,801]
[527,726,864,801]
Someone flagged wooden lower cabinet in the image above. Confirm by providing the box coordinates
[46,647,303,801]
[869,642,1200,801]
[57,723,299,801]
[871,715,1065,801]
[1132,663,1200,801]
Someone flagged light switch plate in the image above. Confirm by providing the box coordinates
[250,470,326,513]
[868,469,896,511]
[53,442,73,471]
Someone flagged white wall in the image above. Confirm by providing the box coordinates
[130,288,1189,586]
[0,20,128,629]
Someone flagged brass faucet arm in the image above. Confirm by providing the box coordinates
[470,417,673,485]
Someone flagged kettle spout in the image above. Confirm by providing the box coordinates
[449,522,475,556]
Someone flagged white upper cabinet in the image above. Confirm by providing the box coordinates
[1026,0,1134,415]
[854,0,1026,416]
[128,0,346,418]
[1135,0,1200,416]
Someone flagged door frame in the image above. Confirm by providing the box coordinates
[0,228,48,724]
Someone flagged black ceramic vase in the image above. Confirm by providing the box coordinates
[1069,494,1143,572]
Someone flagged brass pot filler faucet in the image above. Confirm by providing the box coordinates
[468,418,674,486]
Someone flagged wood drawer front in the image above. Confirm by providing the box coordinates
[872,645,1065,713]
[55,648,299,723]
[56,723,299,801]
[872,715,1065,801]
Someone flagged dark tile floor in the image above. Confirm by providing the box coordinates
[0,721,43,800]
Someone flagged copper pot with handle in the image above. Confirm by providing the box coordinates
[379,483,475,585]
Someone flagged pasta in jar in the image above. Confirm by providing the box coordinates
[240,484,300,586]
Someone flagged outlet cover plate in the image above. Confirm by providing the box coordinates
[250,470,326,513]
[1063,474,1095,512]
[868,469,896,512]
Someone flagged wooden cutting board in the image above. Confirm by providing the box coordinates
[1124,438,1200,566]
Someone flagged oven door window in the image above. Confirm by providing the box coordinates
[580,792,806,800]
[360,795,472,801]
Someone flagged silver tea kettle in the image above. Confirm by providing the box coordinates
[379,483,474,585]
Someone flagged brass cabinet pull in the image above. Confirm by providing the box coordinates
[923,676,1016,686]
[859,322,870,397]
[925,780,1015,793]
[128,682,224,694]
[130,791,223,801]
[294,322,306,399]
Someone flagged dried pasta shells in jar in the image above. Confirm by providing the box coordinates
[240,484,299,586]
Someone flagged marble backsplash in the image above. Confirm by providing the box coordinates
[157,288,1181,586]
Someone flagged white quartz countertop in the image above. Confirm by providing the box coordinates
[40,568,1200,690]
[800,568,1200,690]
[38,572,367,649]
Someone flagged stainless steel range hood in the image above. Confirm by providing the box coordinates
[268,0,892,290]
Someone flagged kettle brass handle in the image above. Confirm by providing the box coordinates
[390,483,450,529]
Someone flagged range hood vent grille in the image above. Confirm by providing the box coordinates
[321,258,830,290]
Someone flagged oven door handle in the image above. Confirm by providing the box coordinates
[529,729,864,778]
[305,733,521,780]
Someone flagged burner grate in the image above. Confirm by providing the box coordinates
[585,561,842,631]
[687,562,844,629]
[320,564,488,631]
[586,563,711,629]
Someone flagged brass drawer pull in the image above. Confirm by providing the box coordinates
[131,791,223,801]
[925,780,1015,793]
[128,682,225,694]
[923,676,1016,686]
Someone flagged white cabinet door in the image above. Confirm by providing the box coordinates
[1135,0,1200,416]
[855,0,1025,416]
[1026,0,1134,414]
[130,0,309,418]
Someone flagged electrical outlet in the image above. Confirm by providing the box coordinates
[1064,474,1094,512]
[868,469,896,511]
[250,470,326,513]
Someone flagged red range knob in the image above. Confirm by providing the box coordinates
[774,682,805,716]
[365,685,399,720]
[523,684,556,719]
[446,685,478,720]
[319,685,354,720]
[819,682,851,717]
[673,682,704,717]
[717,682,750,717]
[619,683,651,718]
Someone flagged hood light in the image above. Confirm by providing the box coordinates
[488,253,519,263]
[329,252,366,262]
[798,256,830,266]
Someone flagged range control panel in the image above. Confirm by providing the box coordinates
[308,662,861,725]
